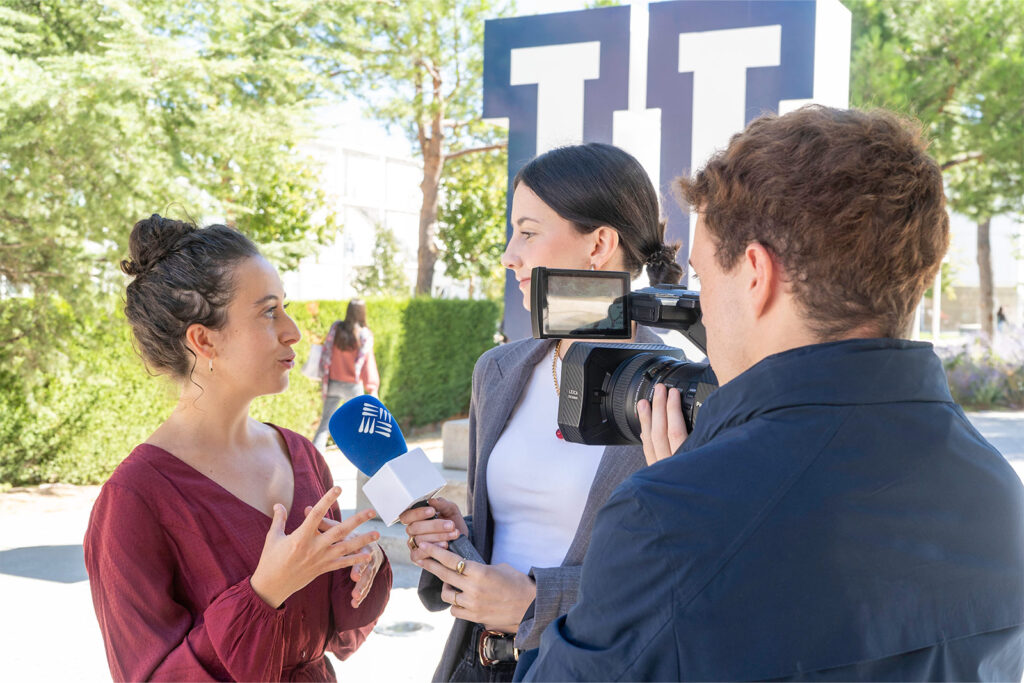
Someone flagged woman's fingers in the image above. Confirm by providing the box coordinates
[413,541,473,589]
[330,550,374,571]
[406,518,457,541]
[321,508,377,544]
[304,505,341,534]
[413,531,458,545]
[350,548,381,607]
[398,505,437,526]
[428,497,459,519]
[325,529,379,556]
[266,503,288,539]
[298,486,341,535]
[440,582,471,617]
[428,498,469,535]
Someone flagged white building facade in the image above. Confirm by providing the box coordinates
[283,104,464,302]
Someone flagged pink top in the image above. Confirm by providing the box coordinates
[321,325,379,396]
[84,425,391,682]
[328,345,380,392]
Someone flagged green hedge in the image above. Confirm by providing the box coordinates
[0,297,501,487]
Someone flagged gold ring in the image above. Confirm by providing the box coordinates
[455,559,466,575]
[452,592,460,608]
[407,536,418,551]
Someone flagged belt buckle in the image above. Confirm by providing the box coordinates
[477,629,519,667]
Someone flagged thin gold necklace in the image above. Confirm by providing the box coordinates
[551,339,561,395]
[552,340,564,440]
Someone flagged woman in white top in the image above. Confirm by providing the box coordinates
[401,143,684,682]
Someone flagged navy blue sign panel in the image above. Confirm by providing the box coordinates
[483,6,629,340]
[648,0,816,287]
[484,1,847,340]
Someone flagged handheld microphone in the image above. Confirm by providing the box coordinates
[329,395,484,563]
[330,395,444,524]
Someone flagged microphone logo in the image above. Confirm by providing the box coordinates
[358,403,393,438]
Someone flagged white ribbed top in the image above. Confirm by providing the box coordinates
[486,352,605,574]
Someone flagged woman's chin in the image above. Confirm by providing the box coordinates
[261,377,290,396]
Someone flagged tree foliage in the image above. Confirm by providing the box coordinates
[344,0,511,295]
[353,224,411,298]
[438,147,508,298]
[0,0,353,373]
[848,0,1024,337]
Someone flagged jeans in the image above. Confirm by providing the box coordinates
[312,380,364,451]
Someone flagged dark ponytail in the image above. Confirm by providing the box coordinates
[513,143,682,285]
[644,237,684,286]
[334,298,369,351]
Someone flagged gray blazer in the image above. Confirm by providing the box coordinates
[419,328,661,681]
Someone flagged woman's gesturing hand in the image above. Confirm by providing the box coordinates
[250,486,379,609]
[637,383,688,466]
[399,497,469,557]
[413,541,536,634]
[303,504,385,608]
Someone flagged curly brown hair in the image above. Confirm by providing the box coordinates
[676,105,949,340]
[121,214,260,379]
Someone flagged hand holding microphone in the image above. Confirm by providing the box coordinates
[399,496,469,550]
[329,396,483,564]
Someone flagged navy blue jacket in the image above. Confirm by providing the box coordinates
[523,339,1024,681]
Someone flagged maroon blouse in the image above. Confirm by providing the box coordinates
[84,425,392,682]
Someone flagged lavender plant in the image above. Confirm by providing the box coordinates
[939,326,1024,409]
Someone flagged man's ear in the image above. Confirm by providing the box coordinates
[745,242,779,319]
[185,323,216,363]
[589,226,621,269]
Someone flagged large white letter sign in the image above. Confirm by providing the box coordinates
[510,42,602,153]
[485,0,850,339]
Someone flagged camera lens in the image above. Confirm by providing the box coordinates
[556,341,718,446]
[606,353,715,442]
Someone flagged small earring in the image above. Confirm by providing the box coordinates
[589,263,596,271]
[209,358,213,373]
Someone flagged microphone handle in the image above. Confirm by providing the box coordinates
[409,500,484,564]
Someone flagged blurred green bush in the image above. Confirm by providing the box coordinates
[0,297,500,487]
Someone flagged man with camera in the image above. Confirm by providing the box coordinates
[520,106,1024,681]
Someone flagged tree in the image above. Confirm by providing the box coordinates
[438,147,508,298]
[353,224,412,297]
[345,0,511,296]
[0,0,353,372]
[848,0,1024,340]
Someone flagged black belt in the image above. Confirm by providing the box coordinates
[477,628,519,667]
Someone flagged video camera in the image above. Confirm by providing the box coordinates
[530,266,718,445]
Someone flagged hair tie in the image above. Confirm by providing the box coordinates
[646,244,677,267]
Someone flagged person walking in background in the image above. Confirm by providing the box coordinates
[997,305,1008,332]
[85,215,391,682]
[312,299,380,452]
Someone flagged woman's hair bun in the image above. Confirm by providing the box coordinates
[120,214,197,277]
[646,242,680,268]
[645,241,684,285]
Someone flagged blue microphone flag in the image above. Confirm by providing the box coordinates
[328,395,408,476]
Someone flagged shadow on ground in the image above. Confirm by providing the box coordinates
[0,545,88,583]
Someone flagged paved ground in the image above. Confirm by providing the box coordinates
[2,414,1022,681]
